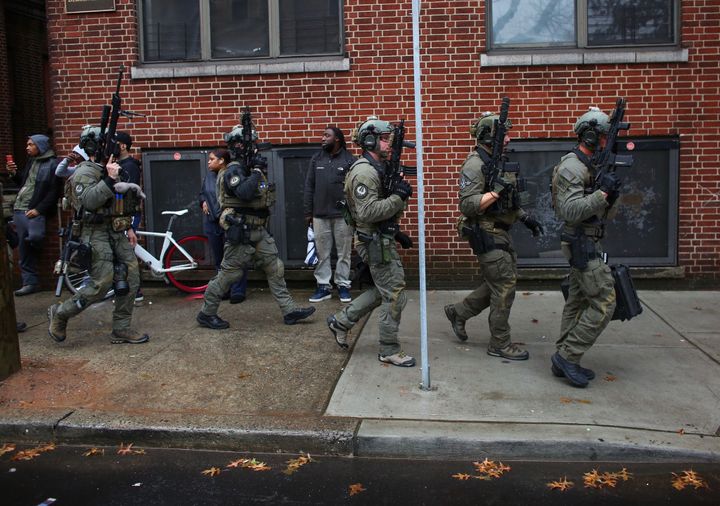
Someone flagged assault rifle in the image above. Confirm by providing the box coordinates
[236,106,271,173]
[54,218,87,297]
[482,96,516,191]
[379,119,416,248]
[591,97,634,191]
[382,119,417,197]
[96,65,146,164]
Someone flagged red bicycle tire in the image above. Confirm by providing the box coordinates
[163,235,214,293]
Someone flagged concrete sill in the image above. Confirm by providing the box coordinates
[481,48,689,67]
[131,57,350,79]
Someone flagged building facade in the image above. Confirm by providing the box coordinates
[5,0,719,285]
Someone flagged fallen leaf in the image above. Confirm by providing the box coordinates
[348,483,366,496]
[560,397,573,404]
[226,457,271,471]
[452,473,473,480]
[82,448,105,457]
[0,443,16,457]
[612,468,633,482]
[283,454,314,475]
[604,375,617,382]
[10,442,56,462]
[202,467,222,477]
[132,449,146,455]
[671,470,709,490]
[560,397,592,404]
[547,477,574,491]
[237,373,251,379]
[583,469,618,489]
[117,443,135,455]
[531,318,539,323]
[677,428,685,435]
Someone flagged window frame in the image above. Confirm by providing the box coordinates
[138,0,345,64]
[487,0,680,52]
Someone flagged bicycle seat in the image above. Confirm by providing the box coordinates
[161,209,189,216]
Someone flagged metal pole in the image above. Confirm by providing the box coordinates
[411,0,430,390]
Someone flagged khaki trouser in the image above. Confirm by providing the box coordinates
[201,227,296,316]
[333,235,407,356]
[451,237,517,349]
[312,216,353,288]
[556,257,616,363]
[56,223,139,331]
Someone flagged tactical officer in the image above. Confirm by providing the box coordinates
[48,125,148,344]
[326,116,415,367]
[196,123,315,328]
[444,111,544,360]
[550,107,621,388]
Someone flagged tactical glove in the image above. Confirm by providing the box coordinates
[521,214,544,237]
[253,155,268,171]
[393,180,413,201]
[491,176,513,195]
[599,172,622,196]
[395,231,414,249]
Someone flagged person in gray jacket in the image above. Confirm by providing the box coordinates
[303,127,356,303]
[7,134,60,295]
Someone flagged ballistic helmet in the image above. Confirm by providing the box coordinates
[353,116,392,152]
[574,107,610,149]
[223,124,258,145]
[78,125,102,156]
[470,112,512,147]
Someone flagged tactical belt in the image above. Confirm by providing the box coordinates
[233,207,269,218]
[82,211,109,224]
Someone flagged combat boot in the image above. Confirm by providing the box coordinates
[378,351,416,368]
[327,315,350,349]
[551,352,589,388]
[47,303,67,342]
[196,312,230,329]
[487,342,529,361]
[283,307,316,325]
[552,362,595,380]
[444,304,468,341]
[110,329,150,344]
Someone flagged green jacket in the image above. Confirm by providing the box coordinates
[71,160,114,213]
[344,155,404,235]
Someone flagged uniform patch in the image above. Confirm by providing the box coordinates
[354,184,369,199]
[75,184,84,194]
[229,175,241,187]
[459,174,472,190]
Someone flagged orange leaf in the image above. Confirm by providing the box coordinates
[348,483,366,496]
[0,443,17,457]
[117,443,135,455]
[82,448,105,457]
[202,467,222,477]
[604,375,617,382]
[677,428,685,435]
[547,477,574,491]
[452,473,473,481]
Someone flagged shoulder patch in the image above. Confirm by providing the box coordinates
[354,184,369,199]
[229,175,241,187]
[459,173,472,190]
[75,184,84,194]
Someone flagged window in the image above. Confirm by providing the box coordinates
[489,0,677,50]
[506,138,679,267]
[141,0,343,63]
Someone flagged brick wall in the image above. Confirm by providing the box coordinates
[45,0,720,281]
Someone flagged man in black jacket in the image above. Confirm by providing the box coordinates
[303,127,356,303]
[7,134,60,295]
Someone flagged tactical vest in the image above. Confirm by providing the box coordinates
[475,149,527,216]
[552,150,605,239]
[65,161,105,213]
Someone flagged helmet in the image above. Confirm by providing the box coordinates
[78,125,102,156]
[223,124,258,145]
[470,112,512,147]
[574,107,610,149]
[353,116,392,152]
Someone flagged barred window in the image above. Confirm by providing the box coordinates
[141,0,343,63]
[488,0,677,49]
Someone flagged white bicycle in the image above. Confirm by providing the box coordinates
[58,209,214,296]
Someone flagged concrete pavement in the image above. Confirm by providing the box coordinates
[2,285,719,461]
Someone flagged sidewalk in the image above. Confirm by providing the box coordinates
[2,285,719,462]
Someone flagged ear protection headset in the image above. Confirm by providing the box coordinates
[361,125,378,150]
[579,118,599,149]
[79,129,99,155]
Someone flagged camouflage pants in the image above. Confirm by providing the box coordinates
[556,258,616,363]
[56,224,139,331]
[201,227,296,316]
[333,236,407,356]
[452,246,517,348]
